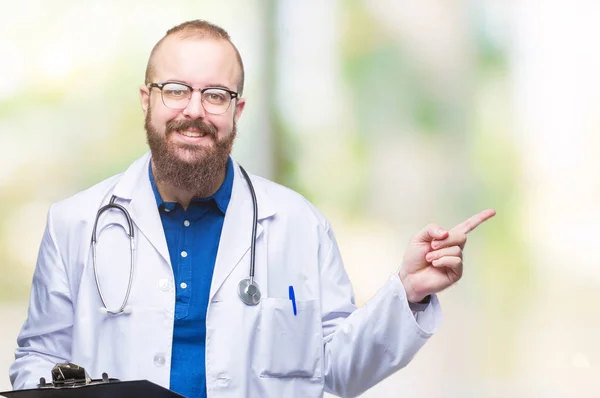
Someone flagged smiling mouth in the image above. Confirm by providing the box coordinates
[177,129,209,138]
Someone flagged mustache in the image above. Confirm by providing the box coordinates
[165,118,218,138]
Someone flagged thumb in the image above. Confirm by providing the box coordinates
[415,223,448,243]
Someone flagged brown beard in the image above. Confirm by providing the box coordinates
[145,108,237,198]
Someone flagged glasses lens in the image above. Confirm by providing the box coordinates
[202,88,232,114]
[161,83,191,109]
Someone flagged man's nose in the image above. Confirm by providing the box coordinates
[182,91,206,119]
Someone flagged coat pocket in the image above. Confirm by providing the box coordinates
[257,298,322,379]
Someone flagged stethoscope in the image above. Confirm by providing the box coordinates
[91,165,261,316]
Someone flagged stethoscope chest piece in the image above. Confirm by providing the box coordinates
[238,278,261,306]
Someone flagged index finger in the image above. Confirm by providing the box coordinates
[453,208,496,234]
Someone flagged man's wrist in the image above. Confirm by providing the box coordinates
[408,295,431,312]
[397,271,431,311]
[398,269,427,303]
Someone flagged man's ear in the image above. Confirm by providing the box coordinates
[233,97,246,123]
[140,85,150,116]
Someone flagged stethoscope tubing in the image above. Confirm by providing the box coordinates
[92,196,136,315]
[92,165,259,315]
[239,166,258,283]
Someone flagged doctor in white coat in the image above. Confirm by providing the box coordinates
[9,20,495,398]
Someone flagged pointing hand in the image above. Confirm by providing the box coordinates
[398,209,496,303]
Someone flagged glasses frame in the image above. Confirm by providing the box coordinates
[147,81,239,115]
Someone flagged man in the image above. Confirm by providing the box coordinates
[9,20,495,397]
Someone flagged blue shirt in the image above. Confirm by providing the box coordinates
[149,158,234,398]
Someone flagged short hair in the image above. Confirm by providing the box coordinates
[145,20,245,95]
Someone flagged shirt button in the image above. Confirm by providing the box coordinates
[180,282,188,289]
[154,354,166,367]
[163,208,171,213]
[181,251,188,258]
[184,220,190,227]
[158,278,170,292]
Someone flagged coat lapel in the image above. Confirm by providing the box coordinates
[111,152,171,267]
[209,162,276,301]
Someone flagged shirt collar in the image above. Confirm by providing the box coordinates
[148,157,234,214]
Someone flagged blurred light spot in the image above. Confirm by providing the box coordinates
[571,352,590,369]
[0,42,25,99]
[41,44,73,81]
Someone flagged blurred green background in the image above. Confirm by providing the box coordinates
[1,1,599,396]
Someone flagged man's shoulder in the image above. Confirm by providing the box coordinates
[49,172,124,220]
[250,174,330,229]
[50,153,150,219]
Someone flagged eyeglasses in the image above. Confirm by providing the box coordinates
[147,82,239,115]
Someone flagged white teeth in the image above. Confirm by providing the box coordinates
[179,130,205,138]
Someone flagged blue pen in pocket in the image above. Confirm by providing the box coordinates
[288,286,297,316]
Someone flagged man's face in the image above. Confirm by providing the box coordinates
[140,37,246,180]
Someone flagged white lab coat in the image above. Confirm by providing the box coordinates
[10,152,442,398]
